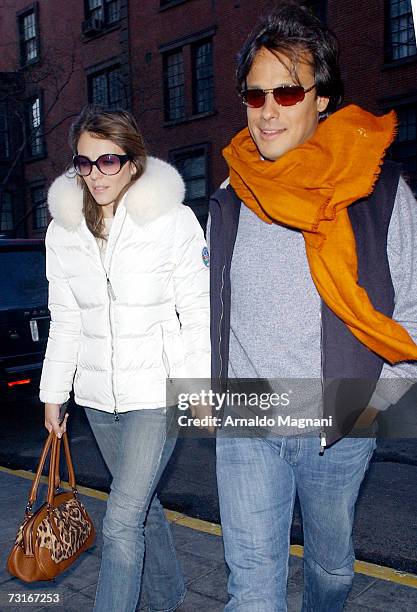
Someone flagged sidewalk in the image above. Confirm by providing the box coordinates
[1,467,416,611]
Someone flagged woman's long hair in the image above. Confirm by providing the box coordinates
[68,105,147,239]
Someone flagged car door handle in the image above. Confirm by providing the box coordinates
[29,320,39,342]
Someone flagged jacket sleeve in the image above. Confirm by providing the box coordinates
[370,176,417,410]
[39,222,81,404]
[173,205,211,379]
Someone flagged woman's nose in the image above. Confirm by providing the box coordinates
[89,164,101,180]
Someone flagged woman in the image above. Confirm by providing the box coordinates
[41,105,210,612]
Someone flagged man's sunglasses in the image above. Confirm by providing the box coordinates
[240,84,316,108]
[73,153,131,177]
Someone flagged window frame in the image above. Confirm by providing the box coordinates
[84,0,121,29]
[87,64,126,109]
[0,103,10,160]
[160,28,216,124]
[17,3,40,67]
[385,0,417,62]
[25,93,46,160]
[31,184,47,231]
[191,38,214,115]
[163,48,186,122]
[169,143,211,226]
[0,191,14,233]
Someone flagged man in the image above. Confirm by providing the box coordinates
[208,2,417,611]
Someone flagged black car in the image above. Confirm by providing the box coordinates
[0,239,49,396]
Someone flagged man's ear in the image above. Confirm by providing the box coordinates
[317,96,330,113]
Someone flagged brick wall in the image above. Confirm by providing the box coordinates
[1,0,416,236]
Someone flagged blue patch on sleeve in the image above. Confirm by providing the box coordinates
[202,246,210,267]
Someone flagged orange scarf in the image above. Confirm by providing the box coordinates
[223,104,417,364]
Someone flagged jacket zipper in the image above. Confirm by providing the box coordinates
[319,304,326,454]
[90,225,120,421]
[106,275,119,420]
[103,208,128,420]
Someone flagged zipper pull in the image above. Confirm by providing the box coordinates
[107,277,116,301]
[114,408,119,422]
[319,431,326,455]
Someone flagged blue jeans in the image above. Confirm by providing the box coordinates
[84,406,185,612]
[216,433,376,612]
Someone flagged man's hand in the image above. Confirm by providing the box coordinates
[44,403,69,438]
[354,405,379,429]
[190,403,216,433]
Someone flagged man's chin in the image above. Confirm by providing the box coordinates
[254,140,287,162]
[257,147,283,162]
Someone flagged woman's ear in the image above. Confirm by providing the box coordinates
[130,161,138,177]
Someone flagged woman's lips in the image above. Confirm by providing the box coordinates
[93,186,108,193]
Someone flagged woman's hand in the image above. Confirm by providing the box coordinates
[44,403,69,438]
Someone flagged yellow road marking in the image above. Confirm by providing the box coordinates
[2,465,416,589]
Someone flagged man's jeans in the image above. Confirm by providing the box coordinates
[84,406,185,612]
[216,433,376,612]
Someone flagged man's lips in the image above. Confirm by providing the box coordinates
[258,127,287,139]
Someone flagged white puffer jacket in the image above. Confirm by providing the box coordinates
[39,157,210,414]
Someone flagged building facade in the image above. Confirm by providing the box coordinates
[0,0,416,237]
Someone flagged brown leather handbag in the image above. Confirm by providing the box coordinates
[7,431,96,582]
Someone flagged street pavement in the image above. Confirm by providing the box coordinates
[0,469,417,611]
[2,387,417,573]
[0,386,417,609]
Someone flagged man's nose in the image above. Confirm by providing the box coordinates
[261,91,280,120]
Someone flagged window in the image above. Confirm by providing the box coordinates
[0,105,10,159]
[18,7,39,66]
[0,192,14,232]
[25,95,45,158]
[162,32,215,122]
[170,145,210,225]
[391,104,417,192]
[192,40,214,114]
[88,66,125,108]
[85,0,120,26]
[31,186,47,230]
[385,0,417,61]
[163,50,185,121]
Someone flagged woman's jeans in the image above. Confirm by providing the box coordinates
[84,406,185,612]
[216,433,376,612]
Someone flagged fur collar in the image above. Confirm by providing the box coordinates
[47,156,185,230]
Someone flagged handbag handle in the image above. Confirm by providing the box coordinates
[46,432,77,507]
[26,431,77,515]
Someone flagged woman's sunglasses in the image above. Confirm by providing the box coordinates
[73,153,131,177]
[240,84,316,108]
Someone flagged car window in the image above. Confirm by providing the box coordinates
[0,250,47,310]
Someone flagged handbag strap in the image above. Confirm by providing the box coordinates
[47,431,77,507]
[62,430,77,489]
[27,432,54,513]
[26,430,77,514]
[47,434,60,507]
